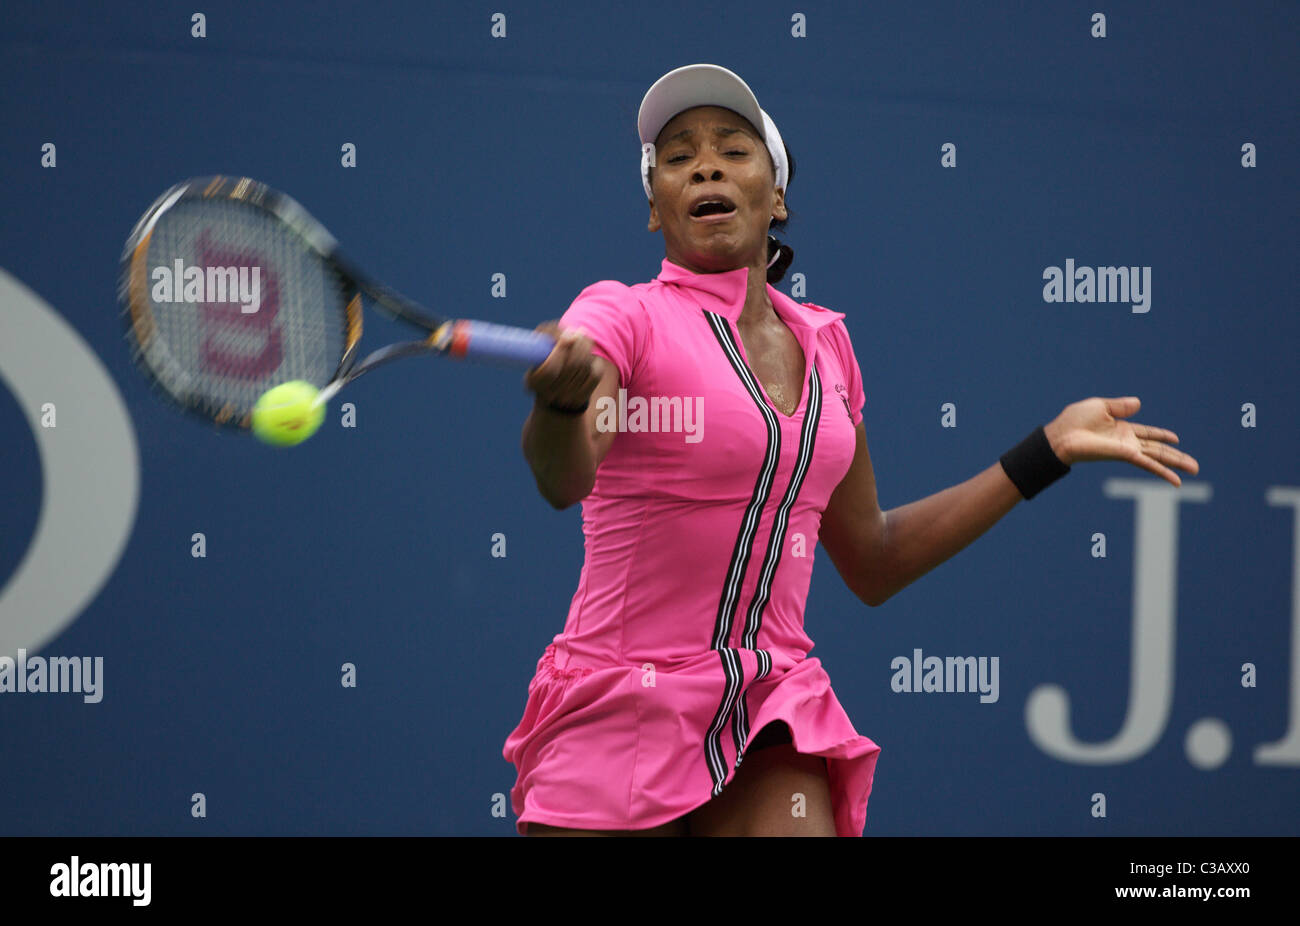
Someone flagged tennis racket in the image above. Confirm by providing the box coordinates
[119,175,556,429]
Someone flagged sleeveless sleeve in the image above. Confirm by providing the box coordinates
[558,281,650,388]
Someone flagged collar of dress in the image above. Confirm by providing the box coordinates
[654,257,845,331]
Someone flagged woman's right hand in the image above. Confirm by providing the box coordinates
[524,321,600,412]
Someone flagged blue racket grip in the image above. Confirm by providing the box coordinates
[441,320,557,367]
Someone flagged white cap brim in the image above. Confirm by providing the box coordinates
[638,63,767,146]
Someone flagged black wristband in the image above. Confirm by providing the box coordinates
[542,399,589,416]
[999,425,1071,500]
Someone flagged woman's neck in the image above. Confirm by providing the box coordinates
[738,258,775,326]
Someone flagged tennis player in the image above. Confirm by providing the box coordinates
[504,64,1200,837]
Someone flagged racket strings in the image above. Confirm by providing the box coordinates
[134,196,349,421]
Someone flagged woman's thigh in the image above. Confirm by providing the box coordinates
[687,743,836,836]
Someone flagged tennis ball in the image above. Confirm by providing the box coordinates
[250,380,325,446]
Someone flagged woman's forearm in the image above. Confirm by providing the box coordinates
[522,401,598,509]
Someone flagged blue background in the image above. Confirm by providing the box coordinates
[1,0,1296,835]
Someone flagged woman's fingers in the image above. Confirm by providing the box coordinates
[1138,450,1182,487]
[1132,421,1179,444]
[1132,426,1199,475]
[524,324,596,408]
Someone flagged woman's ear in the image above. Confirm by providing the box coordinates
[772,188,788,223]
[648,199,660,232]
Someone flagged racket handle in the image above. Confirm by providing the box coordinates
[439,320,557,367]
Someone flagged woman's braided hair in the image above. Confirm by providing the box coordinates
[766,141,795,284]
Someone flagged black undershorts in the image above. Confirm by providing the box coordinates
[747,721,793,752]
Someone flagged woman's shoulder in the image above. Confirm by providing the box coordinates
[788,295,841,319]
[562,279,661,338]
[559,280,657,383]
[786,298,862,378]
[789,298,856,345]
[572,270,665,294]
[567,278,655,313]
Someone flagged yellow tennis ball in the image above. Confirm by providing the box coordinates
[250,380,325,446]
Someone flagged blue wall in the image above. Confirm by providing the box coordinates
[1,0,1296,835]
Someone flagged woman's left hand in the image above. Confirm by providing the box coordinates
[1044,396,1200,487]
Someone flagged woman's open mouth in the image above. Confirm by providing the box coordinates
[688,196,738,223]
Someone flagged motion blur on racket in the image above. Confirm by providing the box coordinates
[119,175,556,430]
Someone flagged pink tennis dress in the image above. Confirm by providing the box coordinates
[503,257,881,836]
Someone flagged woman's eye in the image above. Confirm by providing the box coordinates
[665,148,747,163]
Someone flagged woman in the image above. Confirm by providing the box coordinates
[503,64,1199,837]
